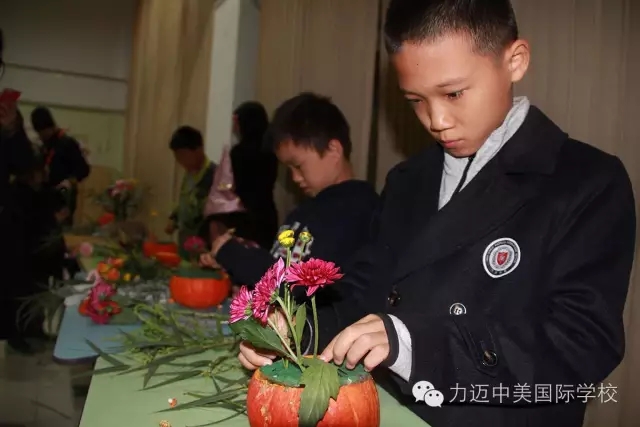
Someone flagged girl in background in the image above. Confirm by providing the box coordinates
[229,101,279,249]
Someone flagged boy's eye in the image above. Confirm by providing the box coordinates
[446,90,464,100]
[406,98,422,104]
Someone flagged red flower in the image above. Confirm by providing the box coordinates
[251,258,286,325]
[184,236,206,253]
[229,286,253,323]
[285,258,343,297]
[88,279,116,308]
[98,212,115,226]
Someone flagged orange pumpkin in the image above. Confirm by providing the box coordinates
[155,251,182,268]
[169,272,231,309]
[143,241,178,258]
[247,368,380,427]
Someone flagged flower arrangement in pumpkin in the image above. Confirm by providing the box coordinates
[78,257,142,325]
[94,178,146,222]
[78,273,121,324]
[229,230,380,427]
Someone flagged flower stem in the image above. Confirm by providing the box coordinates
[276,296,302,362]
[311,296,319,356]
[285,248,292,313]
[268,319,303,371]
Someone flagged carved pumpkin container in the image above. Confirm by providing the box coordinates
[169,267,231,309]
[247,359,380,427]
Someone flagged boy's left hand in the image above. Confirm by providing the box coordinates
[320,314,389,372]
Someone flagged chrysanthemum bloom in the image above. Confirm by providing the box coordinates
[229,285,253,323]
[252,258,286,324]
[285,258,343,297]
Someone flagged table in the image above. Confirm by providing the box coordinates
[80,351,429,427]
[53,305,141,364]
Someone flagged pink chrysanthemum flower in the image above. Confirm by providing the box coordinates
[251,258,286,325]
[285,258,343,297]
[229,286,253,323]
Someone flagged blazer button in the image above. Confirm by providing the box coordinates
[449,303,467,315]
[482,350,498,367]
[388,290,401,307]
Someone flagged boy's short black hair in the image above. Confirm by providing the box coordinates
[31,106,56,132]
[169,126,203,151]
[265,92,352,158]
[384,0,519,56]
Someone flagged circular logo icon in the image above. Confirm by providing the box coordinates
[449,303,467,316]
[482,238,521,278]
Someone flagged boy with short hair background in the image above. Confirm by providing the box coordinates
[166,126,215,256]
[202,92,379,300]
[238,2,636,426]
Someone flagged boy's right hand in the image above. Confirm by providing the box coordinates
[237,310,289,370]
[238,341,278,370]
[164,219,176,235]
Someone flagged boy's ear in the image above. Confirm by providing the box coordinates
[327,139,344,159]
[506,39,530,84]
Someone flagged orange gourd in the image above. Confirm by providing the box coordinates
[246,368,380,427]
[143,241,178,258]
[154,251,182,268]
[169,271,231,309]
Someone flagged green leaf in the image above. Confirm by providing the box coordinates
[229,319,286,355]
[109,308,140,325]
[73,364,129,378]
[143,365,159,388]
[294,304,307,345]
[142,369,203,390]
[298,360,340,427]
[85,340,126,366]
[156,387,246,413]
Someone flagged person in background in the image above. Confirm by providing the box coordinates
[166,126,216,256]
[0,28,36,353]
[30,106,90,226]
[229,101,279,249]
[201,92,380,305]
[201,145,263,250]
[11,152,69,340]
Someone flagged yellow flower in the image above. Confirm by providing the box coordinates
[299,231,312,243]
[278,230,295,248]
[123,273,132,282]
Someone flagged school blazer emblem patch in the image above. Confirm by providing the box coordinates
[482,237,521,278]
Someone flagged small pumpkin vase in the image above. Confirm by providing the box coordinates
[247,364,380,427]
[169,268,231,309]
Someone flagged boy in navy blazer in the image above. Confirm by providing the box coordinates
[238,1,636,426]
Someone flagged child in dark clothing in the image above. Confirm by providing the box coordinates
[201,92,380,293]
[229,101,279,250]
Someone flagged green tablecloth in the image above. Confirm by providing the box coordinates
[80,351,429,427]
